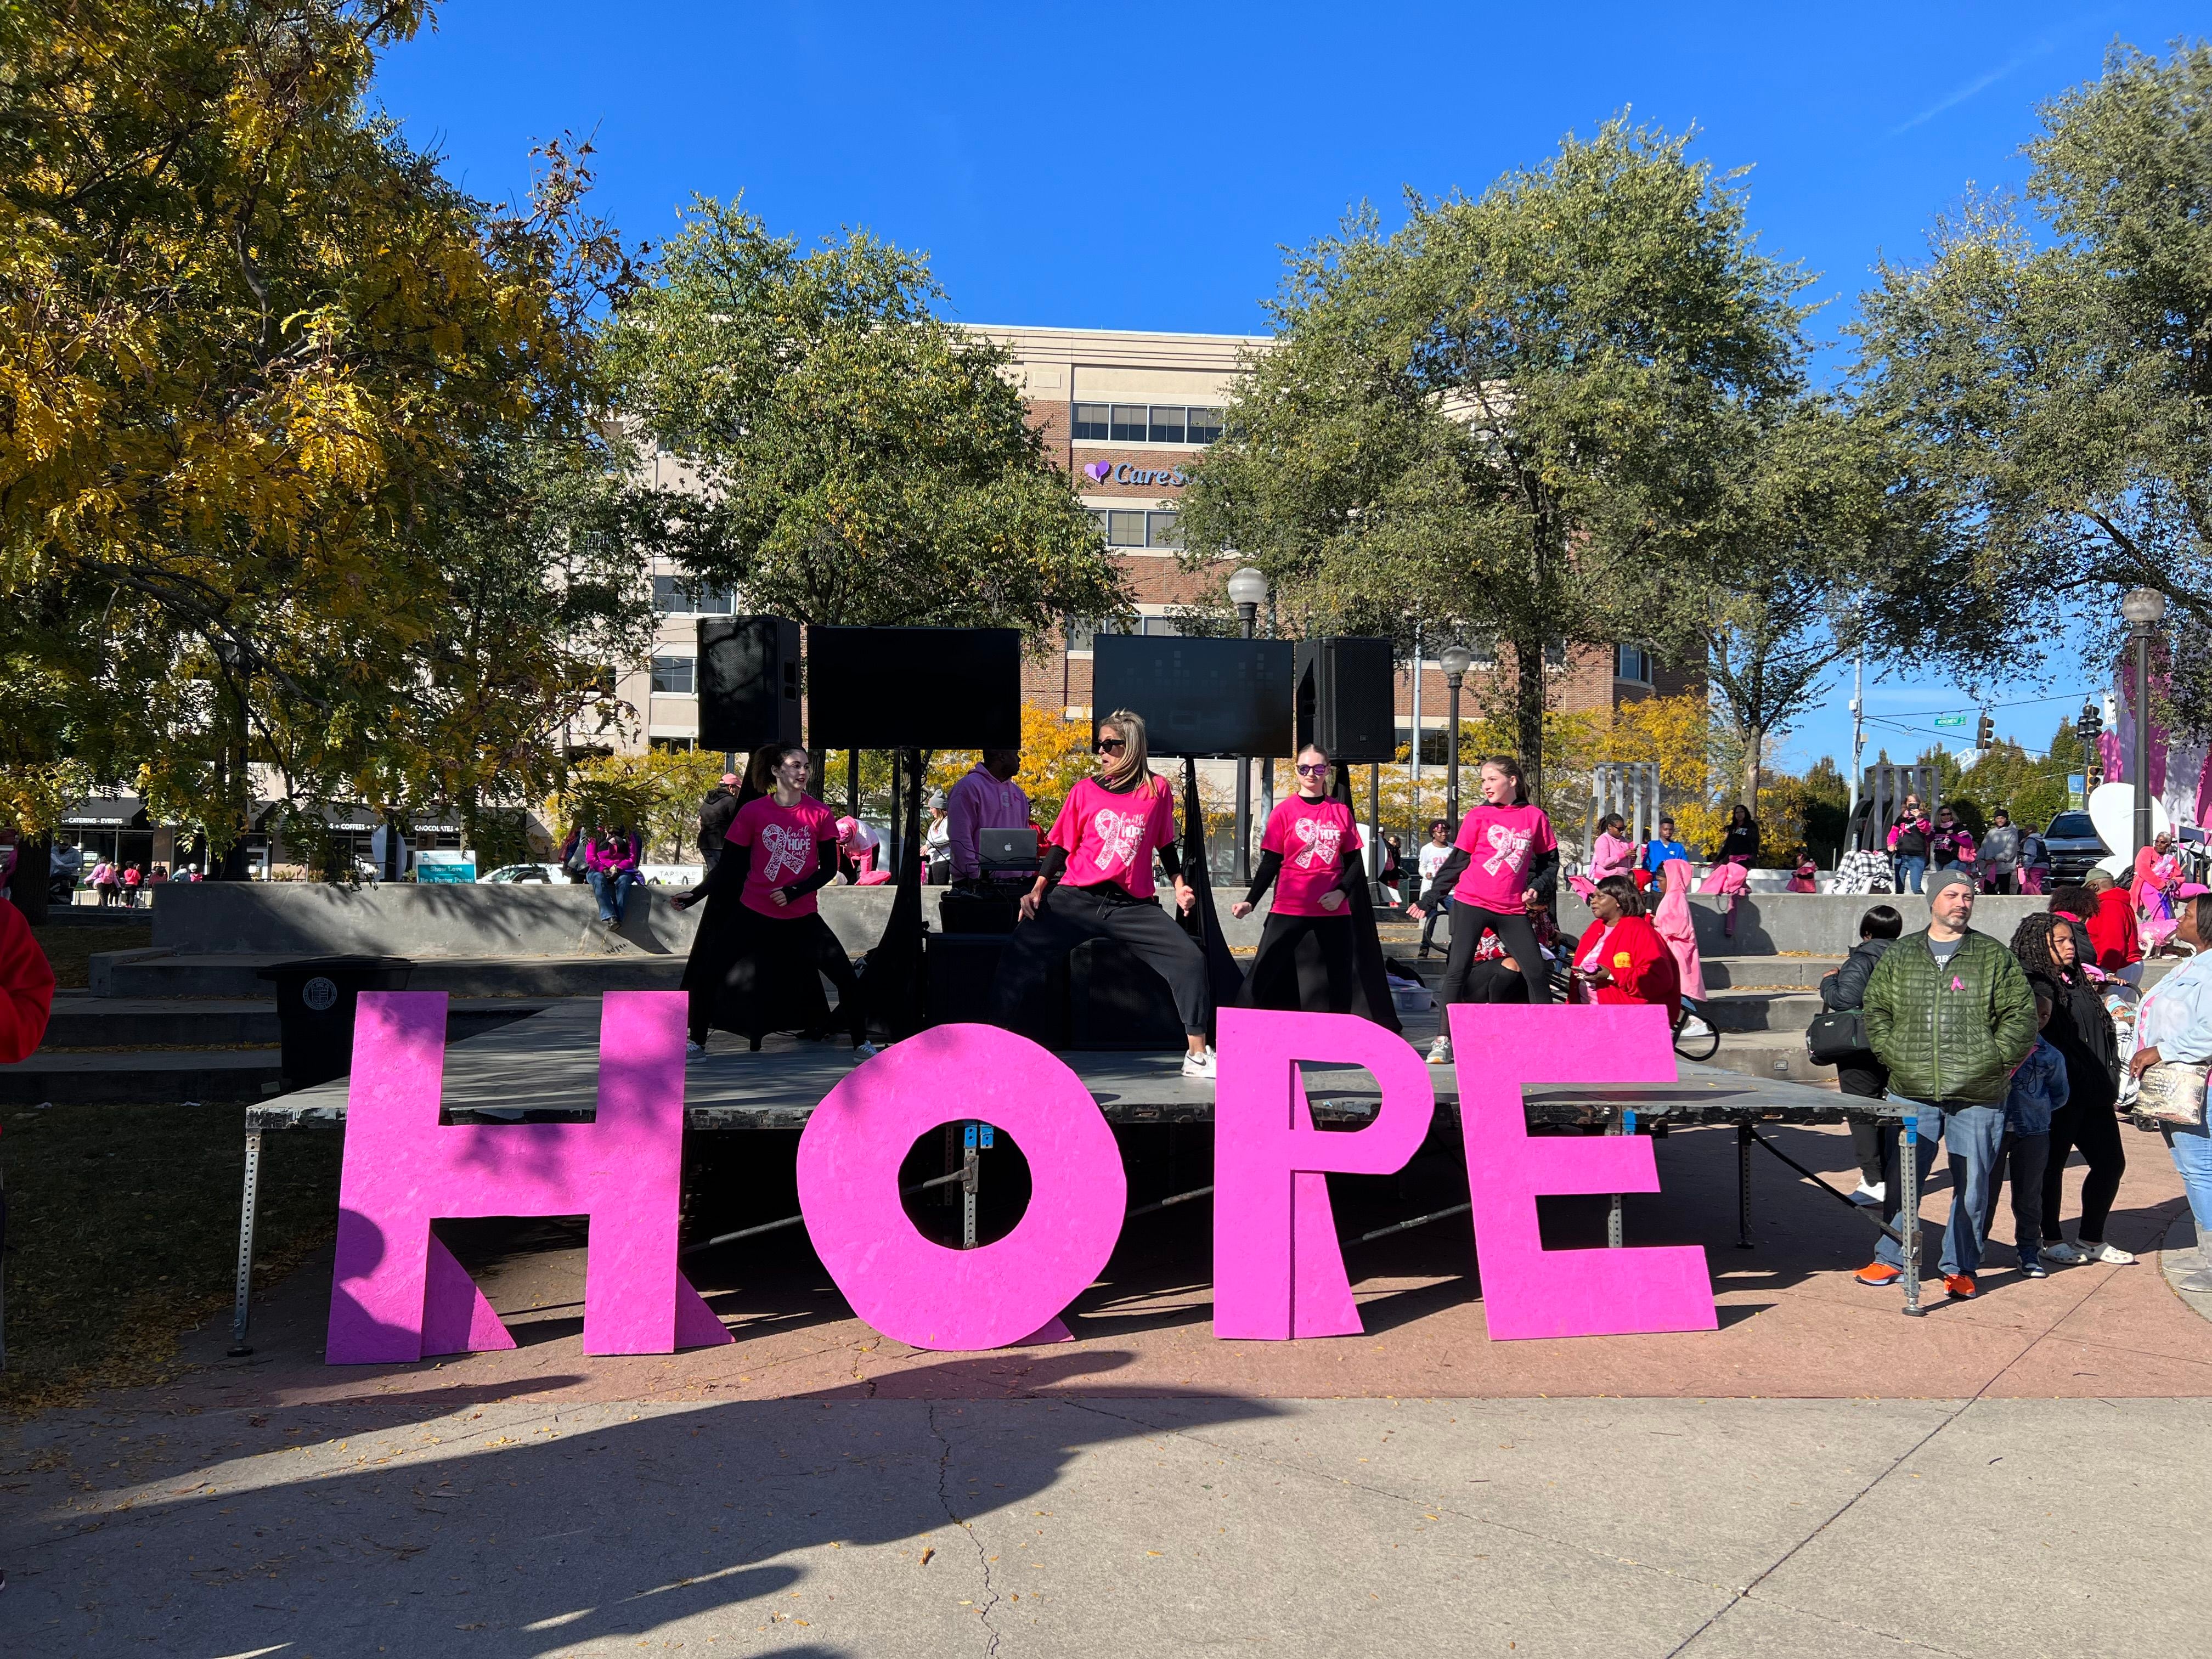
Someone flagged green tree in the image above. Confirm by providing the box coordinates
[601,200,1127,633]
[1850,41,2212,711]
[1176,119,1812,798]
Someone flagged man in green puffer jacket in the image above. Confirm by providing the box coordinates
[1856,867,2038,1301]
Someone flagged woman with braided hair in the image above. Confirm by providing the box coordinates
[2010,910,2133,1267]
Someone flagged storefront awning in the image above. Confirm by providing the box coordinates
[63,795,150,829]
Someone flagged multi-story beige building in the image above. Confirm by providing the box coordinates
[617,323,1695,761]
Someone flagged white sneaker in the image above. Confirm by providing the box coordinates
[1181,1046,1217,1080]
[2081,1241,2136,1265]
[1427,1036,1453,1066]
[2040,1240,2090,1266]
[1680,1015,1713,1040]
[852,1041,880,1062]
[684,1038,708,1056]
[1850,1181,1884,1208]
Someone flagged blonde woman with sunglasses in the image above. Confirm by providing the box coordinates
[987,709,1217,1077]
[1230,744,1380,1020]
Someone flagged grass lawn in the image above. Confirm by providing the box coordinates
[28,922,153,990]
[1,1099,340,1412]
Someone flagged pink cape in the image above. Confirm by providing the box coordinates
[1695,860,1748,896]
[1651,859,1706,1000]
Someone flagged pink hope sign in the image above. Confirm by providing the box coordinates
[795,1024,1126,1351]
[326,990,730,1363]
[1446,1002,1717,1340]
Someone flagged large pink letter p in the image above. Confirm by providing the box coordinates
[1212,1009,1436,1340]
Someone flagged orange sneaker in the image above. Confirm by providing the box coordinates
[1854,1261,1901,1286]
[1944,1273,1977,1300]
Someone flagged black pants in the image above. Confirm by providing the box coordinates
[1984,1130,2051,1262]
[990,881,1211,1037]
[1440,905,1550,1007]
[1243,912,1362,1015]
[2043,1094,2125,1245]
[1838,1057,1889,1186]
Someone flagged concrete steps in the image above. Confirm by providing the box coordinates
[91,951,686,999]
[0,1048,283,1104]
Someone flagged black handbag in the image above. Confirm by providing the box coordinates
[1805,1008,1867,1065]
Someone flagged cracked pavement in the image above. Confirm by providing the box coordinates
[5,1390,2206,1656]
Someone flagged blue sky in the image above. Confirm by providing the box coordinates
[373,2,2198,773]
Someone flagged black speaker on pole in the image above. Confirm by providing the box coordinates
[1295,636,1397,763]
[697,617,802,752]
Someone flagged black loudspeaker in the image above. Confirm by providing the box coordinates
[806,627,1023,749]
[1090,635,1294,758]
[698,617,802,752]
[1295,637,1397,763]
[924,933,1010,1027]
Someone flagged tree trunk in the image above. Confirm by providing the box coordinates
[1742,724,1765,821]
[8,836,53,925]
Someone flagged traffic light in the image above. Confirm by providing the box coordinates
[1976,710,1994,750]
[2080,697,2103,782]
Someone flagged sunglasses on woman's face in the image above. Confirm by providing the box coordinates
[1094,737,1126,753]
[1296,763,1328,777]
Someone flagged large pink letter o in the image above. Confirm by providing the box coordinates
[795,1024,1126,1350]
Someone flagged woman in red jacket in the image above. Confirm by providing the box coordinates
[1568,875,1681,1026]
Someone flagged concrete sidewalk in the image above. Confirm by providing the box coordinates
[4,1391,2205,1657]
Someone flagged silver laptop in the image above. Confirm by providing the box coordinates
[979,827,1040,870]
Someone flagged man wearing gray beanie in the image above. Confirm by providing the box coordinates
[1856,863,2037,1301]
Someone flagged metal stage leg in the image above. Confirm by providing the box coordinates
[1607,1110,1637,1249]
[1734,1122,1754,1249]
[1899,1114,1924,1317]
[960,1124,981,1250]
[229,1130,264,1357]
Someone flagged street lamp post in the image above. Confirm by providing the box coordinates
[2121,586,2167,863]
[1439,642,1474,828]
[1228,566,1269,884]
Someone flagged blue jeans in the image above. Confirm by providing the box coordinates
[1895,855,1927,894]
[589,868,639,923]
[1875,1098,2006,1277]
[2164,1118,2212,1248]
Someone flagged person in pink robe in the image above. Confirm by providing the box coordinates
[1652,857,1707,1003]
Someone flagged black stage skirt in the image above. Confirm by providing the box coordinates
[1239,911,1387,1023]
[682,896,836,1042]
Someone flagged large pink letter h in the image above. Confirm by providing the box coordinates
[326,991,730,1363]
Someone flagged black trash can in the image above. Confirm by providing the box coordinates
[258,956,414,1091]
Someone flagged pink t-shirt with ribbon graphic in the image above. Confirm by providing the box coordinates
[1261,795,1361,917]
[1049,776,1177,900]
[729,793,838,917]
[1450,803,1557,912]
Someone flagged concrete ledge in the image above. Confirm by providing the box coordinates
[144,880,1277,962]
[1553,891,2053,957]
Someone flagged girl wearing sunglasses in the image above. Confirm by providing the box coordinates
[988,709,1217,1077]
[1231,745,1384,1020]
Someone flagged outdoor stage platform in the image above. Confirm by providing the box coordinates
[228,999,1933,1353]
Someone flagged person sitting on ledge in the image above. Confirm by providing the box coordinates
[1231,743,1380,1021]
[986,709,1216,1079]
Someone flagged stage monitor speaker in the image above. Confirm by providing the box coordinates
[1090,634,1294,758]
[697,617,802,753]
[1295,636,1398,763]
[806,627,1023,750]
[924,932,1011,1028]
[1066,938,1187,1051]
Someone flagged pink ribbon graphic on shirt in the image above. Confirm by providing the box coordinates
[758,823,811,883]
[1291,816,1342,870]
[1090,807,1146,873]
[1481,822,1532,877]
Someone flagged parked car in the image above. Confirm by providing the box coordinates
[2041,810,2109,886]
[478,863,556,884]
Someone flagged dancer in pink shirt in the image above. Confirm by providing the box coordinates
[1231,744,1380,1020]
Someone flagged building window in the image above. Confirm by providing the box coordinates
[653,576,736,616]
[1064,616,1099,652]
[1091,509,1183,548]
[1616,643,1656,684]
[649,736,696,752]
[650,655,696,695]
[1074,403,1227,448]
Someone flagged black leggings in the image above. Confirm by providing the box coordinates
[2042,1094,2126,1246]
[1441,905,1551,1007]
[990,881,1211,1036]
[729,910,865,1047]
[1242,912,1362,1015]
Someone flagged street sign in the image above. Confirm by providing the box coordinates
[2068,774,2087,808]
[1933,713,1968,729]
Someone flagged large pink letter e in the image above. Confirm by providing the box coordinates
[326,991,730,1364]
[1448,1003,1715,1340]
